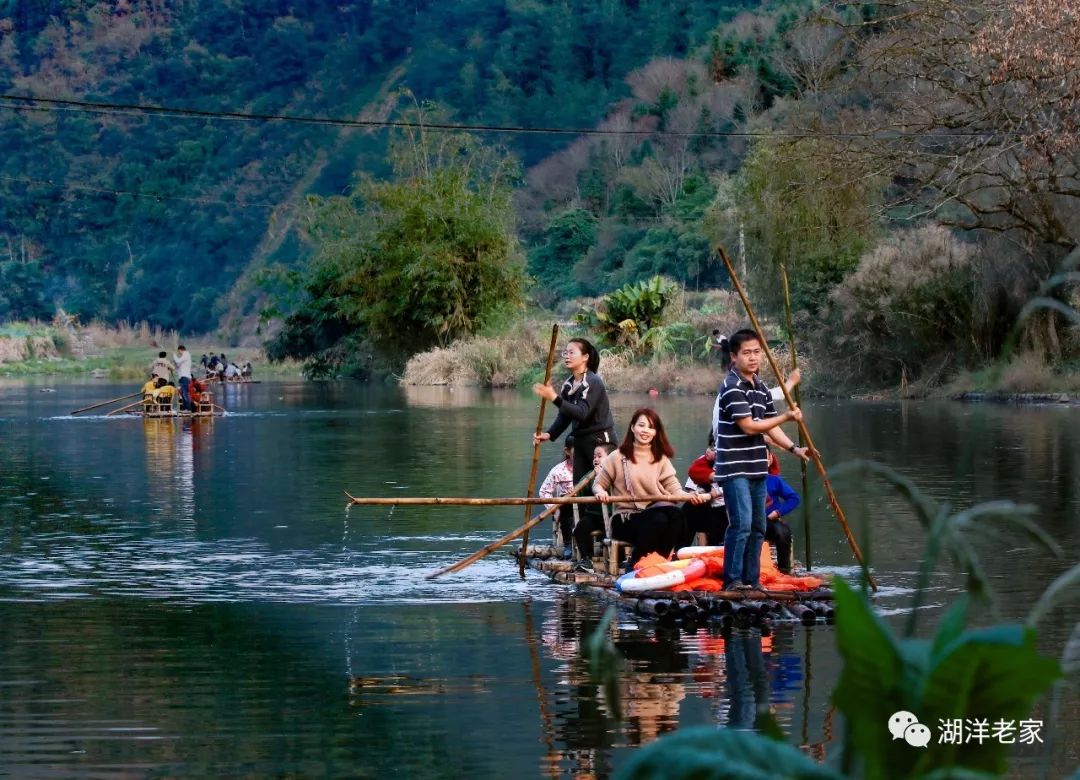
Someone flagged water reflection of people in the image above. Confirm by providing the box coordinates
[143,418,177,471]
[541,597,614,777]
[537,598,819,775]
[620,625,688,744]
[724,629,771,730]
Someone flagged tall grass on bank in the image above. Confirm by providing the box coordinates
[402,323,554,387]
[0,322,64,364]
[76,320,180,352]
[401,289,807,393]
[0,317,294,378]
[400,327,732,393]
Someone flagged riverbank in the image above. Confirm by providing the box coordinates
[0,320,301,379]
[400,319,1080,402]
[399,312,805,395]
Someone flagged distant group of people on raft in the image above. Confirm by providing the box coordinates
[534,329,812,590]
[200,353,253,382]
[139,348,253,413]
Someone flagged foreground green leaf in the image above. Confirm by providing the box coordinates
[616,725,842,780]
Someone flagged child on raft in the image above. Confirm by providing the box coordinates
[683,434,728,547]
[765,449,799,574]
[592,407,709,566]
[566,441,617,563]
[538,436,575,556]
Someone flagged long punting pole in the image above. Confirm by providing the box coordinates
[424,471,595,580]
[719,247,876,591]
[70,391,142,415]
[105,398,149,416]
[520,324,560,577]
[779,261,813,571]
[349,490,694,508]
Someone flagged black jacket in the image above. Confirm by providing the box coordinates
[546,371,617,443]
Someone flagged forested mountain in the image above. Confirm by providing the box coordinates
[0,0,760,331]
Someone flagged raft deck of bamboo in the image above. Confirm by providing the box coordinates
[128,407,223,418]
[514,545,835,626]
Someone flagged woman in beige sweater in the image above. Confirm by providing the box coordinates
[593,408,708,565]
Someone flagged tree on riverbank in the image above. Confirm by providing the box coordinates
[265,105,525,377]
[795,0,1080,372]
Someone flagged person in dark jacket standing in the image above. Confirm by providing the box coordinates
[532,337,618,500]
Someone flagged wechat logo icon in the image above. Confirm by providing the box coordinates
[889,711,931,748]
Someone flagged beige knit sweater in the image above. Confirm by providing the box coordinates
[593,449,683,513]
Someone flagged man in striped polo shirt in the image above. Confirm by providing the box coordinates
[714,329,810,590]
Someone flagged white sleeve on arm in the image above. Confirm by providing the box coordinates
[538,465,559,500]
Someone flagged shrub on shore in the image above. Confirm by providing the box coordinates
[400,293,807,394]
[948,352,1080,395]
[402,323,553,386]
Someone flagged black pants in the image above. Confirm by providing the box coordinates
[766,518,793,573]
[569,429,616,555]
[612,504,687,566]
[573,511,605,559]
[682,502,728,547]
[553,506,574,550]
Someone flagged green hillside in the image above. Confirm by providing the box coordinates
[0,0,760,331]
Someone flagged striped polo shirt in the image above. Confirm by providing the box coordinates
[712,368,777,482]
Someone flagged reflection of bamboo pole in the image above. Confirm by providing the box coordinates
[523,600,561,779]
[719,247,876,591]
[521,324,560,577]
[801,623,812,748]
[779,262,812,571]
[424,472,594,580]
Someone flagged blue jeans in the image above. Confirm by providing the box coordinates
[721,477,766,586]
[179,376,191,411]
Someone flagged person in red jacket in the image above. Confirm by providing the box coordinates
[682,435,728,547]
[188,377,208,412]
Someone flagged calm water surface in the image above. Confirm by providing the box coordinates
[0,381,1076,777]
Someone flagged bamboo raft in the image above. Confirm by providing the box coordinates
[105,394,224,419]
[513,544,835,627]
[120,406,224,419]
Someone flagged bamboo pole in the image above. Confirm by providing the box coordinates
[106,398,149,416]
[520,323,560,576]
[779,261,813,571]
[70,391,142,415]
[424,471,595,579]
[348,491,686,508]
[718,247,877,591]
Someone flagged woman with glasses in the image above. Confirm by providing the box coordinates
[533,338,619,555]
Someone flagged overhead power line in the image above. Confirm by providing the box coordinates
[0,93,1004,140]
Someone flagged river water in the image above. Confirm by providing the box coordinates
[0,381,1076,777]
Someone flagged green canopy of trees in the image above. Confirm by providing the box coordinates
[266,115,525,376]
[0,0,753,329]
